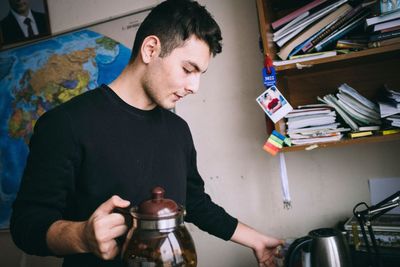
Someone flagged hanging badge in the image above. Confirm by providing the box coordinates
[263,55,276,87]
[258,55,292,122]
[263,66,276,88]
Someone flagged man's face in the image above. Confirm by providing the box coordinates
[9,0,30,16]
[142,36,211,110]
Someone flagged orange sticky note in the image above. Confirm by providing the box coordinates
[263,141,280,156]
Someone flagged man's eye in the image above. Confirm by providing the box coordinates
[183,68,192,74]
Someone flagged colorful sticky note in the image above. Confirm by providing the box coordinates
[269,134,284,145]
[263,141,280,156]
[268,138,283,149]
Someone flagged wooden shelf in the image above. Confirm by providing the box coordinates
[282,133,400,152]
[255,0,400,71]
[274,43,400,71]
[256,0,400,153]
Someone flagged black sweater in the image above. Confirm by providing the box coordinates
[11,85,238,267]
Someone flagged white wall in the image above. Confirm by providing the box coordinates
[47,0,161,34]
[1,0,399,267]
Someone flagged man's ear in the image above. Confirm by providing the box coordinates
[141,36,161,64]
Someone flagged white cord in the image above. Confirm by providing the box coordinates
[279,152,291,209]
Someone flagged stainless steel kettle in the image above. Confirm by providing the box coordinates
[285,228,352,267]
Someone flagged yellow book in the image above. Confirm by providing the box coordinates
[379,129,400,135]
[348,131,373,138]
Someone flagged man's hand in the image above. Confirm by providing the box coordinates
[230,222,284,267]
[46,195,130,259]
[82,195,131,259]
[252,235,283,267]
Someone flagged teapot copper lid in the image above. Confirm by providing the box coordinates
[137,187,179,218]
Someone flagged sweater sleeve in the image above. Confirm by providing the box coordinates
[184,143,238,241]
[10,107,80,256]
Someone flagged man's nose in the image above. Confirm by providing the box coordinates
[185,74,201,94]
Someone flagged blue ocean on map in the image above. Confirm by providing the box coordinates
[0,29,131,228]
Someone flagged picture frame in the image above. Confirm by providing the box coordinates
[0,0,51,49]
[256,85,293,123]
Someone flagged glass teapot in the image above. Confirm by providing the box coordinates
[119,186,197,267]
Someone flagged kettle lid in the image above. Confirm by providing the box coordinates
[309,228,341,238]
[137,187,179,218]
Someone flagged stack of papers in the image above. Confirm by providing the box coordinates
[378,85,400,128]
[319,83,381,132]
[386,115,400,128]
[285,106,350,145]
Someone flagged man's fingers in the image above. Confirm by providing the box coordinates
[83,197,131,259]
[109,224,129,239]
[95,195,130,216]
[97,239,120,260]
[91,213,128,241]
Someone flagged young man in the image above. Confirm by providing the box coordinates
[10,1,283,266]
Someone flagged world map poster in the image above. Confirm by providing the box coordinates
[0,10,148,229]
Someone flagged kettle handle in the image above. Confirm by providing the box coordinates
[113,207,133,229]
[113,207,134,247]
[285,236,312,267]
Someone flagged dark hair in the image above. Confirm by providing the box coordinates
[130,0,222,61]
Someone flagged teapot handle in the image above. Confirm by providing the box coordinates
[285,236,312,267]
[113,207,134,246]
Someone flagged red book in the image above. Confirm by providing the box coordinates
[271,0,329,30]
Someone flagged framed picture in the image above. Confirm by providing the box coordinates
[0,0,51,48]
[256,86,293,123]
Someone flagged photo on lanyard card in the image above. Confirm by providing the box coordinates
[256,85,293,123]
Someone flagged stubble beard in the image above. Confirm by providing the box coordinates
[142,82,175,110]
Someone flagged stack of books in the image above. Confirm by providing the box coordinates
[284,105,350,145]
[378,85,400,128]
[282,83,400,145]
[319,83,382,137]
[270,0,374,64]
[366,8,400,48]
